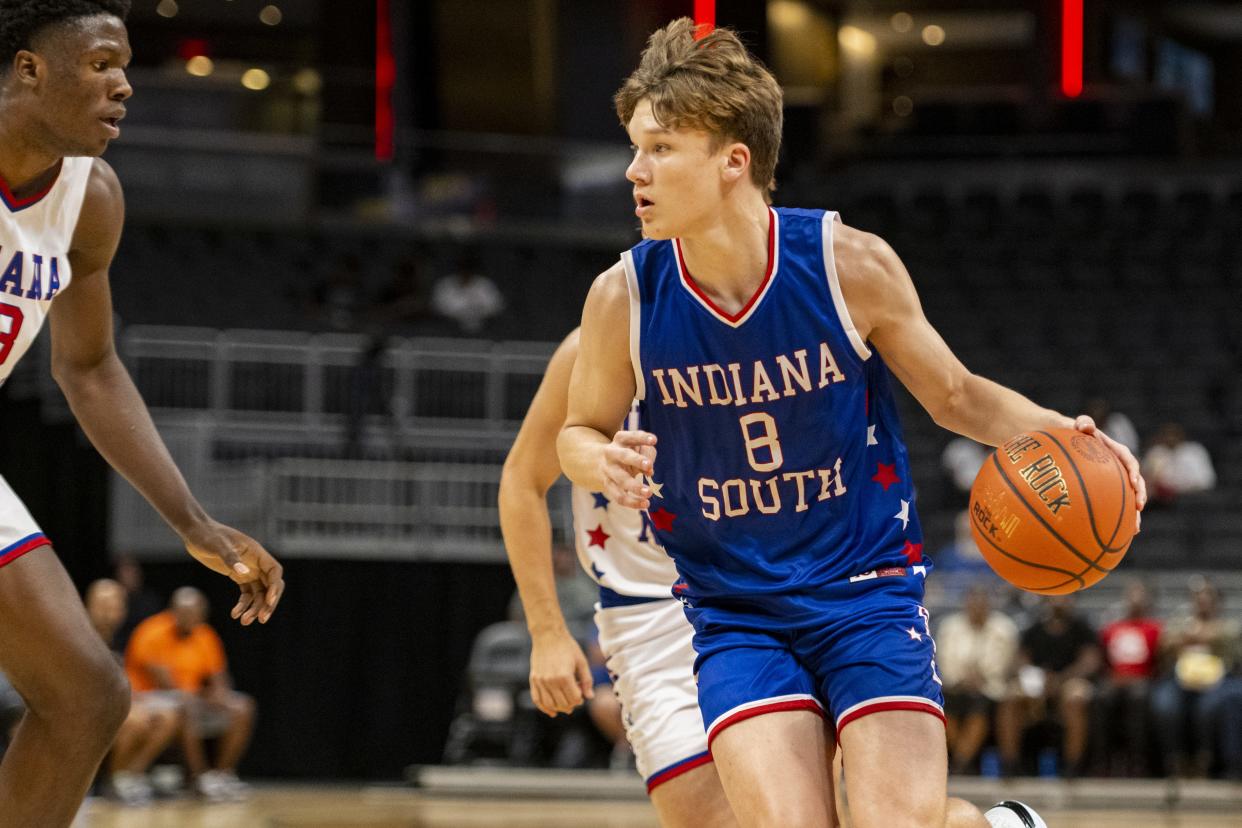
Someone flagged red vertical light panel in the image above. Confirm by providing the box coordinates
[375,0,395,161]
[1061,0,1083,98]
[695,0,716,35]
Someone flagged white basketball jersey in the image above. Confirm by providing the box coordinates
[0,156,93,385]
[572,404,680,600]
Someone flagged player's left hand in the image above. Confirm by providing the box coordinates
[1074,415,1146,533]
[182,520,286,625]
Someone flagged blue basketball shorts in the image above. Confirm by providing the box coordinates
[683,570,945,748]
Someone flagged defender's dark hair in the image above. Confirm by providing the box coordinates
[0,1,131,69]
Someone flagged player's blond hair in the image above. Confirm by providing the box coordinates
[615,17,783,199]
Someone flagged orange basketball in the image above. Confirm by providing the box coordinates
[968,428,1137,594]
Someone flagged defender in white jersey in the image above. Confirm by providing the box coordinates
[0,4,283,825]
[500,329,736,827]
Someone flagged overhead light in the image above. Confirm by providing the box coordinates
[891,12,913,34]
[292,68,321,96]
[185,56,214,77]
[260,5,283,26]
[838,25,877,58]
[156,0,178,18]
[241,68,271,91]
[922,25,946,46]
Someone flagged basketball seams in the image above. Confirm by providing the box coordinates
[969,489,1086,589]
[1033,431,1112,553]
[988,453,1107,575]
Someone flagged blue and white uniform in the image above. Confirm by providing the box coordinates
[622,207,944,747]
[0,157,93,568]
[572,405,711,791]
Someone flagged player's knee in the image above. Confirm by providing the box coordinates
[64,659,130,743]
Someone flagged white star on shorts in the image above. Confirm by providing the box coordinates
[907,627,923,642]
[894,499,910,530]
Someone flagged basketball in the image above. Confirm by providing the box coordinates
[968,428,1137,594]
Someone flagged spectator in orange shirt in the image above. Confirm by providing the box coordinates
[125,587,256,802]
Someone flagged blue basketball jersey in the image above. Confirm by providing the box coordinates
[623,207,927,604]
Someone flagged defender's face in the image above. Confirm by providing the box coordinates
[625,99,725,240]
[32,14,132,156]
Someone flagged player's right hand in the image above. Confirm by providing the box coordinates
[529,629,594,716]
[599,430,658,510]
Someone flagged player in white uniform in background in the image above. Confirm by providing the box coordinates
[500,328,737,827]
[0,4,283,825]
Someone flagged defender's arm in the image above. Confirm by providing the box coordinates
[499,329,594,715]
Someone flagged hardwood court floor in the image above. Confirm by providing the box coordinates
[73,786,1242,827]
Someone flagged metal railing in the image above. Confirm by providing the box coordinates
[120,326,555,430]
[109,329,572,561]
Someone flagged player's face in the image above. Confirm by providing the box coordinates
[31,14,132,156]
[625,99,729,240]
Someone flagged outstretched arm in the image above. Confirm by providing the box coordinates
[557,263,655,510]
[55,159,283,624]
[836,224,1146,513]
[499,329,594,716]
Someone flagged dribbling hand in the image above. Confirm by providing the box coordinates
[1074,414,1146,533]
[182,520,286,625]
[599,430,658,510]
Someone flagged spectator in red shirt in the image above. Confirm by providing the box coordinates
[1093,579,1162,776]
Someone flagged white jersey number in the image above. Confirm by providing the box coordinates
[739,412,784,473]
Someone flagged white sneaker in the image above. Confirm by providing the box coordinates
[195,770,238,803]
[984,800,1048,828]
[110,771,153,807]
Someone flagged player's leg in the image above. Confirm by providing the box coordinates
[598,599,737,828]
[839,710,975,828]
[712,709,834,828]
[694,625,832,828]
[0,545,131,827]
[649,762,736,828]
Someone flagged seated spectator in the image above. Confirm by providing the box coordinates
[936,584,1018,774]
[112,554,163,652]
[1093,578,1162,776]
[126,588,256,802]
[430,251,505,334]
[1151,578,1242,778]
[932,510,994,576]
[1142,423,1216,505]
[997,594,1100,777]
[509,544,598,645]
[1084,397,1139,456]
[86,579,184,806]
[940,437,987,508]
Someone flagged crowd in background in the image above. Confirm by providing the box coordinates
[0,558,255,807]
[939,575,1242,781]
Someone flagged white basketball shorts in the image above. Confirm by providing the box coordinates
[595,597,711,793]
[0,475,48,570]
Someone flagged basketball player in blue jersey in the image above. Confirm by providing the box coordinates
[559,18,1146,828]
[0,3,283,825]
[501,328,737,827]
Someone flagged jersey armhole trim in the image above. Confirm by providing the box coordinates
[621,251,645,401]
[822,212,872,362]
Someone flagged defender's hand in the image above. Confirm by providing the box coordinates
[529,629,595,716]
[183,521,285,625]
[1074,415,1146,533]
[600,430,657,510]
